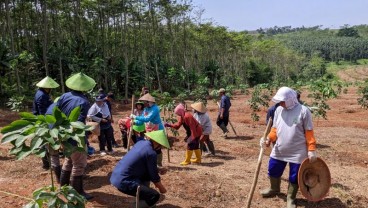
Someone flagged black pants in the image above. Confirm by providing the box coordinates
[118,180,160,206]
[216,115,229,133]
[99,126,114,151]
[121,130,128,148]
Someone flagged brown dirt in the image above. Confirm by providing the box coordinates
[1,85,368,208]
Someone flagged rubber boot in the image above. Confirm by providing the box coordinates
[180,150,193,165]
[287,183,299,208]
[190,149,201,164]
[260,177,281,197]
[207,141,216,156]
[71,175,94,200]
[53,166,62,184]
[60,170,71,187]
[157,153,163,167]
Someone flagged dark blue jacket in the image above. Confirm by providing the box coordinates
[266,103,280,124]
[219,95,231,117]
[32,89,53,115]
[110,140,160,190]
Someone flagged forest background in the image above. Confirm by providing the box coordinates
[1,0,368,108]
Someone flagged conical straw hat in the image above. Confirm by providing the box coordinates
[65,72,96,92]
[133,124,145,133]
[191,102,207,113]
[298,157,331,202]
[139,93,155,102]
[145,130,170,149]
[36,76,59,88]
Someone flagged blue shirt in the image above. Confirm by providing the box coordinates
[56,91,90,123]
[135,104,164,130]
[56,91,90,145]
[110,140,160,189]
[32,89,53,115]
[219,95,231,117]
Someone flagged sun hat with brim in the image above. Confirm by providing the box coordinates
[95,94,106,102]
[36,76,60,88]
[218,88,226,93]
[53,96,60,103]
[145,130,170,149]
[135,101,144,106]
[191,102,207,113]
[65,72,96,92]
[133,124,145,133]
[139,93,155,103]
[298,157,331,202]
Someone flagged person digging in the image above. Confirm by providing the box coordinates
[165,103,202,165]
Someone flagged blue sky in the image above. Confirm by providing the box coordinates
[191,0,368,31]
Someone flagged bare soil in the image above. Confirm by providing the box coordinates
[1,84,368,207]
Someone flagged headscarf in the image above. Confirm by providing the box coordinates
[272,87,299,110]
[174,103,185,117]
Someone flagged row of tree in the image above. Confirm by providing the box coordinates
[1,0,366,106]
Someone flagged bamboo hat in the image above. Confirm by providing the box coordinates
[133,124,145,133]
[36,76,60,88]
[298,157,331,202]
[139,93,155,103]
[145,130,170,149]
[218,88,226,93]
[191,102,207,113]
[65,72,96,92]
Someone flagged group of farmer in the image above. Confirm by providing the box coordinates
[32,72,323,208]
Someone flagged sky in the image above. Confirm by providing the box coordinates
[191,0,368,31]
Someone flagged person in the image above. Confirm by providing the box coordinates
[266,103,280,125]
[191,102,215,156]
[56,72,95,200]
[110,130,169,208]
[32,76,60,170]
[105,92,120,148]
[131,93,165,166]
[165,103,202,165]
[87,94,114,156]
[216,88,231,138]
[118,117,129,149]
[260,87,317,208]
[45,96,61,183]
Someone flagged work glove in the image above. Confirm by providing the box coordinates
[308,151,317,163]
[164,123,172,128]
[259,137,270,148]
[130,114,136,119]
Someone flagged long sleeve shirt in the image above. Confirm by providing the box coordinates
[193,112,212,135]
[135,104,164,130]
[171,113,202,138]
[32,89,53,115]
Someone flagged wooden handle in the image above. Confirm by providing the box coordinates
[246,118,273,208]
[127,95,135,151]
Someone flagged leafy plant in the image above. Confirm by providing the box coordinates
[1,106,92,207]
[248,85,271,124]
[357,81,368,109]
[6,95,26,112]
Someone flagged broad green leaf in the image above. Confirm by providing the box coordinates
[51,142,61,150]
[1,133,21,144]
[17,149,32,160]
[50,129,59,138]
[44,135,55,145]
[45,115,56,124]
[68,107,81,122]
[0,120,31,134]
[34,148,46,157]
[15,135,27,147]
[19,112,37,120]
[10,145,24,155]
[30,137,43,151]
[70,121,85,130]
[21,125,37,135]
[36,128,48,137]
[37,115,46,122]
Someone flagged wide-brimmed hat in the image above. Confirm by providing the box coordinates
[36,76,60,88]
[298,157,331,202]
[145,130,170,149]
[139,93,155,103]
[133,124,145,133]
[191,102,207,113]
[66,72,96,92]
[135,101,144,107]
[218,88,226,93]
[95,94,106,102]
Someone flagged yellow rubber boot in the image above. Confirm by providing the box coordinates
[180,150,193,165]
[190,149,201,164]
